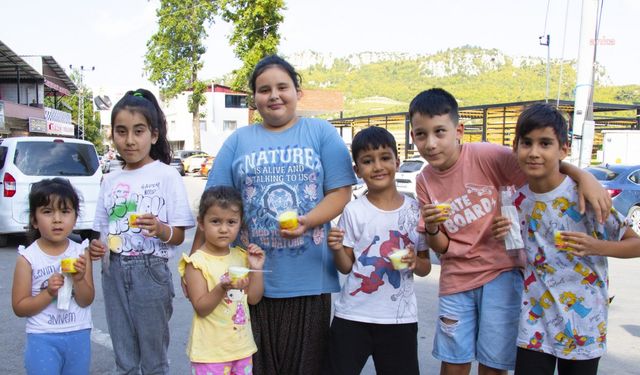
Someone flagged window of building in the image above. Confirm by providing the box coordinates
[223,120,237,132]
[225,95,247,108]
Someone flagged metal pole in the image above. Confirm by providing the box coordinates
[69,65,95,140]
[539,34,550,103]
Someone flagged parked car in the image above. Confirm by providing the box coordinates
[395,156,428,198]
[0,136,102,246]
[175,149,202,161]
[102,157,123,173]
[183,153,209,174]
[585,164,640,234]
[199,156,215,177]
[170,157,186,176]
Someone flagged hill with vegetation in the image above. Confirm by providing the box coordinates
[291,46,640,118]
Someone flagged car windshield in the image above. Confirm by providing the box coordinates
[398,160,424,173]
[585,167,618,181]
[14,141,98,176]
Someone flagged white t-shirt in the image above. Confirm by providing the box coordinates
[515,177,627,359]
[92,160,195,258]
[19,240,93,334]
[334,195,426,324]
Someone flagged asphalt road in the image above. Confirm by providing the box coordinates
[1,175,638,374]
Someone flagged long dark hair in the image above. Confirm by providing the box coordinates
[27,178,80,244]
[110,89,172,164]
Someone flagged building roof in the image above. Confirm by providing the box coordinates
[0,40,41,81]
[41,55,77,94]
[0,40,76,97]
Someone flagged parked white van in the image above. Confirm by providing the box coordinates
[0,136,102,246]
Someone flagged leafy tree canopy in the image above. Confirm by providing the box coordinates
[221,0,285,91]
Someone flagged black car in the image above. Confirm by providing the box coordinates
[170,157,186,176]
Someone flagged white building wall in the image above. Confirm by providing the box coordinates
[164,92,194,149]
[0,82,43,106]
[165,90,249,156]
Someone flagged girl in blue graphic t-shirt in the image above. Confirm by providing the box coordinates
[191,55,357,375]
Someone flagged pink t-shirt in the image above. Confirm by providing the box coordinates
[416,142,527,296]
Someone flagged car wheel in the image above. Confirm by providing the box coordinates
[627,206,640,235]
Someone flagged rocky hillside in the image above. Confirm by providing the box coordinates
[288,47,639,117]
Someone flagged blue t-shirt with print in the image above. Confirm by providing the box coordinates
[206,118,357,297]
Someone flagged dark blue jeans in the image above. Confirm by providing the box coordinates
[103,254,174,375]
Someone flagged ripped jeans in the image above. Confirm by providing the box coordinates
[432,269,523,371]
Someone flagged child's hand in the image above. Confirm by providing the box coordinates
[232,277,250,290]
[420,203,446,233]
[137,214,162,238]
[218,274,249,290]
[402,245,417,271]
[89,239,106,261]
[71,254,88,282]
[328,227,345,251]
[491,216,511,240]
[46,273,64,297]
[247,244,265,270]
[280,214,308,239]
[562,231,601,256]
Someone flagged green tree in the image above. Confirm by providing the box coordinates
[145,0,217,150]
[44,71,103,153]
[221,0,285,91]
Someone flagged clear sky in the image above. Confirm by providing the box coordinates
[1,0,638,94]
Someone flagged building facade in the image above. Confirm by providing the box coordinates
[164,84,249,155]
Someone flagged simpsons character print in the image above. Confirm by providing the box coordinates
[238,145,324,254]
[103,181,170,257]
[514,181,628,359]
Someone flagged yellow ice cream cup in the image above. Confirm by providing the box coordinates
[278,210,299,230]
[129,212,141,228]
[554,230,575,251]
[434,203,451,223]
[228,266,249,283]
[60,258,78,274]
[388,249,410,270]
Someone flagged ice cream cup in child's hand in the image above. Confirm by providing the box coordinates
[389,249,410,270]
[228,266,250,283]
[434,202,452,223]
[60,258,78,274]
[278,210,299,230]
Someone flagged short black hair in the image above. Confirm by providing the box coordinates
[409,88,459,125]
[351,126,398,163]
[515,103,569,147]
[198,186,243,222]
[28,178,81,243]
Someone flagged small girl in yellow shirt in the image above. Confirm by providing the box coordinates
[179,186,265,375]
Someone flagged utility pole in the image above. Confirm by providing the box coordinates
[69,65,95,139]
[539,34,550,103]
[570,0,599,167]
